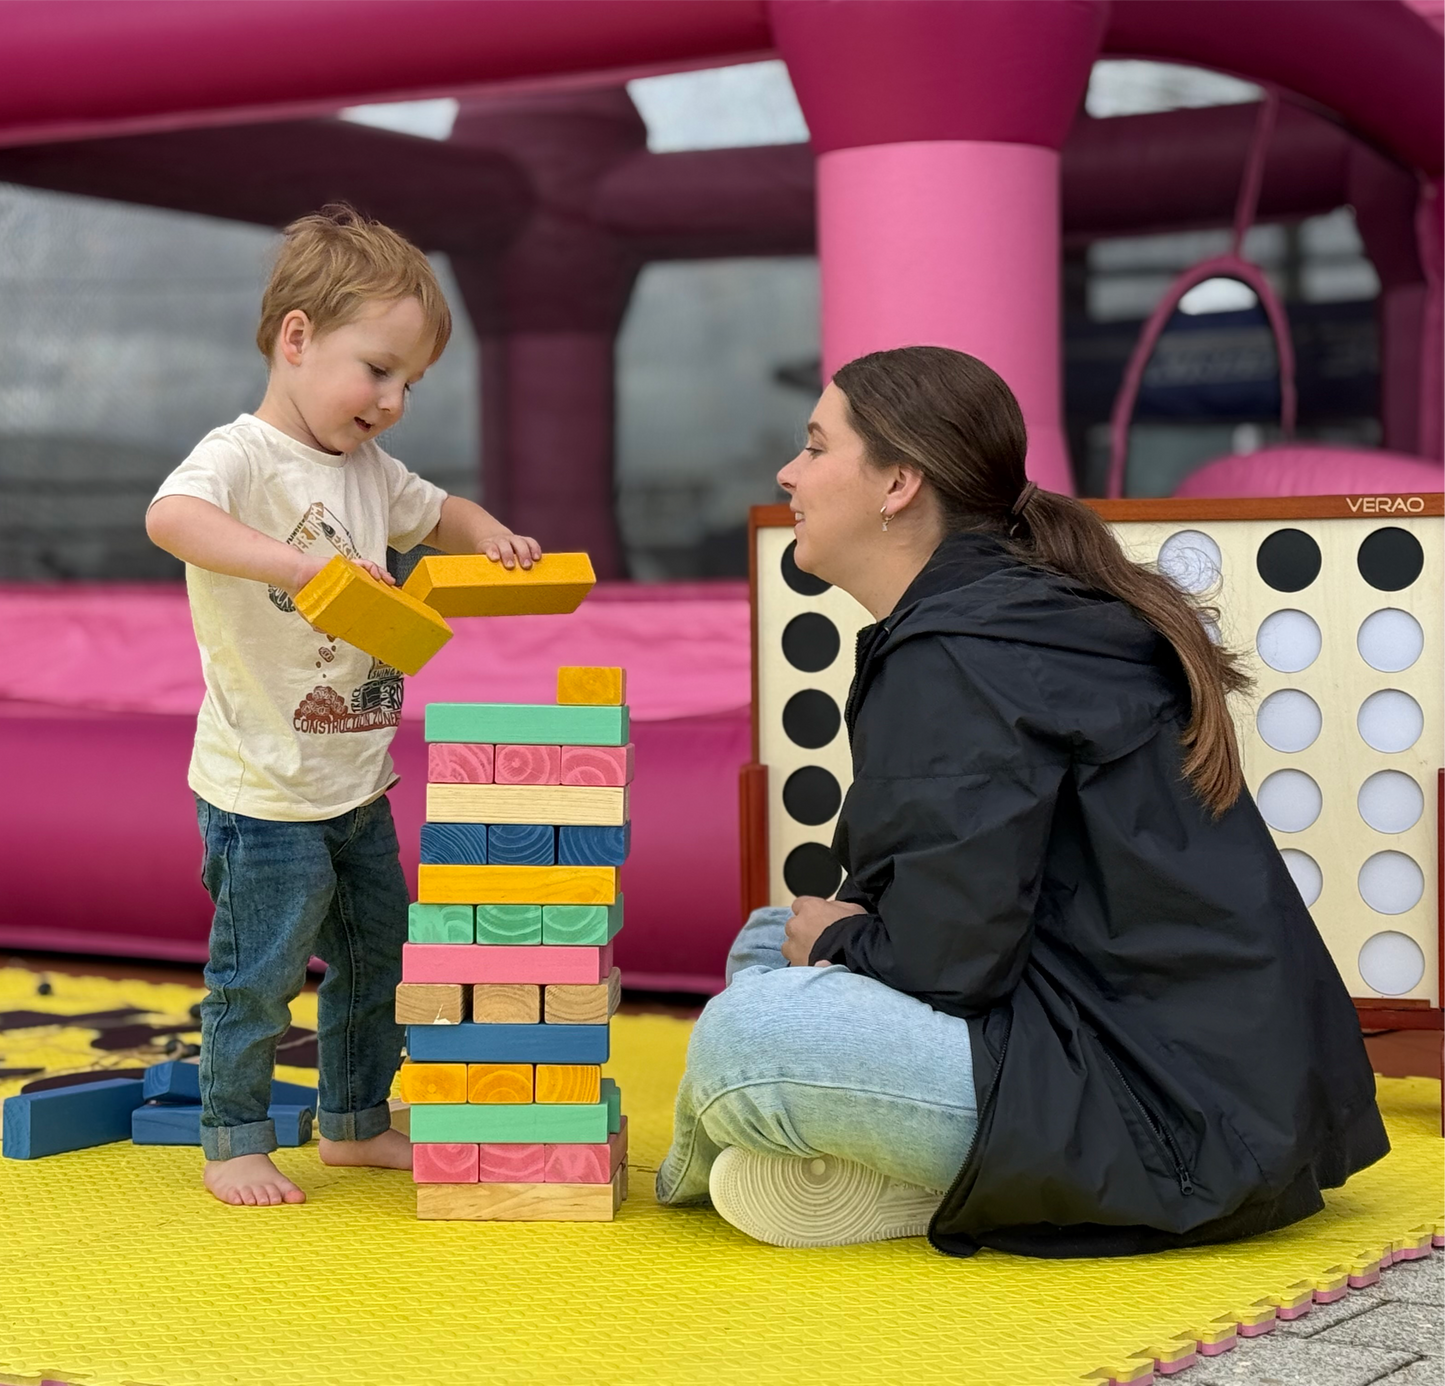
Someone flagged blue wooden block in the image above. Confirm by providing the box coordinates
[3,1078,146,1159]
[601,1077,621,1134]
[420,822,489,866]
[557,823,631,867]
[131,1103,314,1147]
[486,822,556,866]
[406,1022,609,1064]
[142,1061,317,1109]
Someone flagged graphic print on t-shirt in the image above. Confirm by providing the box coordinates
[268,501,363,613]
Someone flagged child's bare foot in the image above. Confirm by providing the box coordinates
[204,1152,306,1207]
[319,1126,413,1170]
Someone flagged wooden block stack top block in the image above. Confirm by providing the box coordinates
[402,553,596,617]
[294,555,453,676]
[557,667,626,705]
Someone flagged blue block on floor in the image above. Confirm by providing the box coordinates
[141,1061,317,1108]
[486,823,556,866]
[131,1102,314,1147]
[420,821,489,866]
[3,1078,146,1159]
[557,823,631,867]
[406,1022,609,1064]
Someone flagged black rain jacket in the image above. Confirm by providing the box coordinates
[811,531,1388,1258]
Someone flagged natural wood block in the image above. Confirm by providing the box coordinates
[472,983,541,1024]
[425,703,627,747]
[557,667,626,705]
[485,823,555,866]
[388,1097,410,1137]
[395,983,466,1026]
[428,743,494,784]
[467,1063,533,1104]
[620,1162,628,1203]
[403,941,613,985]
[408,902,475,944]
[406,1022,609,1065]
[409,1100,609,1144]
[545,967,622,1025]
[412,1142,479,1183]
[398,1062,468,1104]
[494,744,562,785]
[416,1166,623,1221]
[556,824,630,868]
[544,1118,628,1184]
[427,783,627,827]
[402,552,596,618]
[560,743,634,786]
[542,898,624,946]
[477,1142,546,1182]
[420,822,488,865]
[535,1064,601,1104]
[475,904,542,945]
[294,554,453,676]
[418,865,617,905]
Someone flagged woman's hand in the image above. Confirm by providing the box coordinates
[782,896,866,967]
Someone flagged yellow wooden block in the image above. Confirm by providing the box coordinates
[468,1063,534,1104]
[418,865,617,905]
[535,1064,601,1104]
[426,783,627,827]
[557,667,626,705]
[294,555,453,676]
[398,1062,467,1104]
[416,1166,623,1221]
[544,967,622,1025]
[401,553,596,618]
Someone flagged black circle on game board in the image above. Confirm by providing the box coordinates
[784,842,843,898]
[782,612,841,672]
[783,765,843,825]
[782,540,831,596]
[1256,529,1322,593]
[1357,527,1424,592]
[782,689,841,748]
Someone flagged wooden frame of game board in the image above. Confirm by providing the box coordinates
[741,495,1444,1040]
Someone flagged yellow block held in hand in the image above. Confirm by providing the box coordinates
[294,555,453,676]
[402,553,596,618]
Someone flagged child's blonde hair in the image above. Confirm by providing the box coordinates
[256,203,452,363]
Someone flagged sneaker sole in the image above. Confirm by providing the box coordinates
[708,1147,943,1248]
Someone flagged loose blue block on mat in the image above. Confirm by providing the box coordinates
[142,1061,317,1108]
[557,823,631,867]
[131,1103,314,1147]
[486,822,556,866]
[406,1023,609,1064]
[3,1078,146,1159]
[419,822,489,866]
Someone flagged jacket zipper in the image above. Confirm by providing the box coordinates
[1100,1048,1195,1196]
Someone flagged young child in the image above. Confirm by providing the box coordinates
[146,204,540,1207]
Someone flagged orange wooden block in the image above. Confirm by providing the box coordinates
[494,744,562,785]
[557,667,626,705]
[535,1064,601,1104]
[398,1062,468,1104]
[401,552,596,617]
[467,1063,534,1104]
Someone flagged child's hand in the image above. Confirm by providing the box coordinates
[285,552,393,597]
[481,531,542,571]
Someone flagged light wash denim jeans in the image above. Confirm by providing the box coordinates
[195,794,408,1160]
[657,907,980,1204]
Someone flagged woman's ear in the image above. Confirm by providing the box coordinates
[887,465,926,510]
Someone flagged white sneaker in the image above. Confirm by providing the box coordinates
[708,1147,944,1248]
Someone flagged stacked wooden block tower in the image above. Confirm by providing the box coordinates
[397,665,631,1221]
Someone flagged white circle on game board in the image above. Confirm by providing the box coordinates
[1357,930,1426,996]
[1356,608,1423,673]
[1256,689,1322,753]
[1256,610,1321,672]
[1158,531,1222,593]
[1357,771,1424,835]
[1358,851,1424,915]
[1357,690,1424,753]
[1279,848,1322,907]
[1257,769,1322,832]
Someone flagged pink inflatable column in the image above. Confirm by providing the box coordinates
[772,1,1108,493]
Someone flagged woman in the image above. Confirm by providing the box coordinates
[657,346,1387,1256]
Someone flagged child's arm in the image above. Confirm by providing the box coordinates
[421,496,542,571]
[146,495,394,593]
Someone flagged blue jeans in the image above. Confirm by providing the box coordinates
[657,908,980,1204]
[195,794,408,1160]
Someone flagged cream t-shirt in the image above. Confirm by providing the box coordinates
[151,414,447,821]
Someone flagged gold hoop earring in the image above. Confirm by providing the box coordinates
[880,504,890,532]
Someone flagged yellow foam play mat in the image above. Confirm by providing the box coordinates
[0,966,1440,1386]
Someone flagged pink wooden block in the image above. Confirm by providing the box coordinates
[413,1143,480,1184]
[544,1117,628,1184]
[477,1142,547,1182]
[559,743,634,787]
[403,941,614,985]
[428,744,495,784]
[494,744,562,785]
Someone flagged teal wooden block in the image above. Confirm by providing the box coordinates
[602,1077,621,1134]
[3,1078,146,1159]
[409,1101,609,1144]
[542,895,624,946]
[409,903,475,944]
[425,704,628,748]
[475,904,543,945]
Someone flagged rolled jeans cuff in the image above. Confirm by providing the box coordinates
[317,1100,393,1143]
[202,1117,277,1161]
